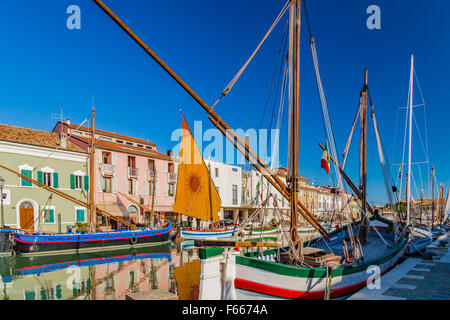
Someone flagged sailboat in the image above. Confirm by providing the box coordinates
[5,106,172,255]
[92,0,408,299]
[174,115,239,239]
[397,55,433,256]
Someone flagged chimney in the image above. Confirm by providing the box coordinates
[65,118,71,125]
[167,150,173,157]
[59,132,68,149]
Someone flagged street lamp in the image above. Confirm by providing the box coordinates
[0,176,5,227]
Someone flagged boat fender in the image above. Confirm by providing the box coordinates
[130,236,137,244]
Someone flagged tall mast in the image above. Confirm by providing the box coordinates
[359,69,368,218]
[420,186,423,226]
[289,0,301,244]
[431,165,435,228]
[89,105,96,233]
[406,55,414,225]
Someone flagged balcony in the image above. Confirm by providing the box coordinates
[148,169,157,180]
[101,164,115,176]
[128,167,139,178]
[168,173,177,182]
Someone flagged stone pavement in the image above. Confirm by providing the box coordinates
[348,232,449,300]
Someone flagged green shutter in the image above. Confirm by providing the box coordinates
[37,171,43,183]
[53,172,59,188]
[76,209,85,223]
[25,290,36,301]
[40,288,47,301]
[21,170,32,187]
[84,175,89,190]
[70,174,75,190]
[55,285,62,300]
[45,209,55,223]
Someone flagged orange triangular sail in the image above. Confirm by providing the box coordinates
[173,115,221,221]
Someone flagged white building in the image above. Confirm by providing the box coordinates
[204,159,242,221]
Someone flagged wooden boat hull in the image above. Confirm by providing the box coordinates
[11,222,172,256]
[243,226,280,235]
[234,217,407,300]
[180,224,239,239]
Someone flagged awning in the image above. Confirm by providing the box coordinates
[96,203,127,216]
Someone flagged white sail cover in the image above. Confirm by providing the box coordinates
[444,188,450,222]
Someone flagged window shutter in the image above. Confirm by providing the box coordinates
[111,152,117,165]
[155,181,159,196]
[98,176,103,193]
[145,181,150,196]
[84,175,89,190]
[21,170,32,187]
[97,151,102,164]
[37,171,43,183]
[112,177,117,194]
[166,183,169,197]
[70,174,75,190]
[125,179,129,194]
[53,172,59,188]
[133,179,137,195]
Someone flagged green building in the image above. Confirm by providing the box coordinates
[0,124,90,233]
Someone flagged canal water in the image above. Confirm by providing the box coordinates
[0,230,318,300]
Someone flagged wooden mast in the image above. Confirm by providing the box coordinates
[289,0,301,245]
[420,186,423,226]
[89,105,97,233]
[431,165,435,228]
[406,54,414,225]
[359,69,368,219]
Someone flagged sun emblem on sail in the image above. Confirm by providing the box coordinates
[187,173,203,194]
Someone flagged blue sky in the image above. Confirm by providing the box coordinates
[0,0,449,205]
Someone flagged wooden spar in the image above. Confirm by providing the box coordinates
[341,104,361,170]
[209,116,330,239]
[117,191,166,223]
[289,0,301,245]
[89,105,96,232]
[194,239,277,248]
[92,0,329,240]
[0,164,137,229]
[420,186,423,225]
[319,143,374,215]
[360,68,368,219]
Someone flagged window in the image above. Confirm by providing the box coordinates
[73,131,82,136]
[146,146,153,150]
[148,159,155,171]
[20,170,33,187]
[100,137,112,142]
[116,140,123,144]
[102,152,111,164]
[168,162,174,173]
[43,172,52,187]
[103,177,112,193]
[232,185,238,205]
[215,168,219,178]
[126,142,133,146]
[168,183,175,197]
[75,175,83,189]
[76,208,86,223]
[128,179,134,195]
[44,209,55,223]
[232,168,238,172]
[128,156,136,168]
[137,144,144,148]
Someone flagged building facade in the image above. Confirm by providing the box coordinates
[53,120,178,228]
[0,124,89,233]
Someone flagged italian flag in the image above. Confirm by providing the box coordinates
[321,142,330,174]
[256,180,262,201]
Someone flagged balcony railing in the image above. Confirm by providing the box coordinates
[101,164,115,175]
[168,173,177,182]
[128,167,139,177]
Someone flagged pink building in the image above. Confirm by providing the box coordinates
[53,119,178,228]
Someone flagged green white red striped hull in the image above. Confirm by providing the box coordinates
[243,226,280,235]
[234,217,407,299]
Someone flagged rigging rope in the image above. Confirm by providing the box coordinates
[211,0,291,110]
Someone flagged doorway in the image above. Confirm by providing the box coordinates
[19,201,35,231]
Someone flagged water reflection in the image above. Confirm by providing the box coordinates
[0,230,316,300]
